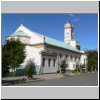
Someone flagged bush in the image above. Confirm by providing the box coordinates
[25,60,36,79]
[80,65,86,73]
[57,70,60,73]
[86,66,92,72]
[60,60,67,74]
[73,64,86,74]
[86,65,96,72]
[73,64,80,73]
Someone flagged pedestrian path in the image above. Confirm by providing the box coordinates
[34,73,63,80]
[2,73,63,81]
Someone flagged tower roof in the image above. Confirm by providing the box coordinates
[64,17,73,28]
[68,17,71,23]
[64,23,73,28]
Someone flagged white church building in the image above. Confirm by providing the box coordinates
[7,19,87,74]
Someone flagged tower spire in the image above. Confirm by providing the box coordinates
[68,17,71,23]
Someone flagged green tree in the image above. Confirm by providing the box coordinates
[2,39,26,76]
[2,45,10,77]
[60,60,67,74]
[25,60,36,79]
[86,49,98,72]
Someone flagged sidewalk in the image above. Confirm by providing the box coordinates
[2,73,63,81]
[2,72,96,86]
[2,73,63,86]
[34,73,63,80]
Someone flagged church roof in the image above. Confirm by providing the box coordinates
[45,36,80,53]
[34,32,81,53]
[9,24,81,53]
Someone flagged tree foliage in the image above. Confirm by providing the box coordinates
[25,60,36,79]
[85,49,98,71]
[2,39,26,76]
[2,45,10,77]
[60,60,67,74]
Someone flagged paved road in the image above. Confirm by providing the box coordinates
[9,72,98,86]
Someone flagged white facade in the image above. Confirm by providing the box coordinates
[7,21,87,74]
[80,51,87,66]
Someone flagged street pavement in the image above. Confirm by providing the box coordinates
[8,72,98,86]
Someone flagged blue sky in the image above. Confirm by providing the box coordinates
[2,14,98,50]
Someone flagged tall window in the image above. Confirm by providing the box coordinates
[48,58,51,67]
[42,58,45,67]
[54,59,55,67]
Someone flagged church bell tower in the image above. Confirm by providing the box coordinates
[64,18,74,44]
[64,18,80,50]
